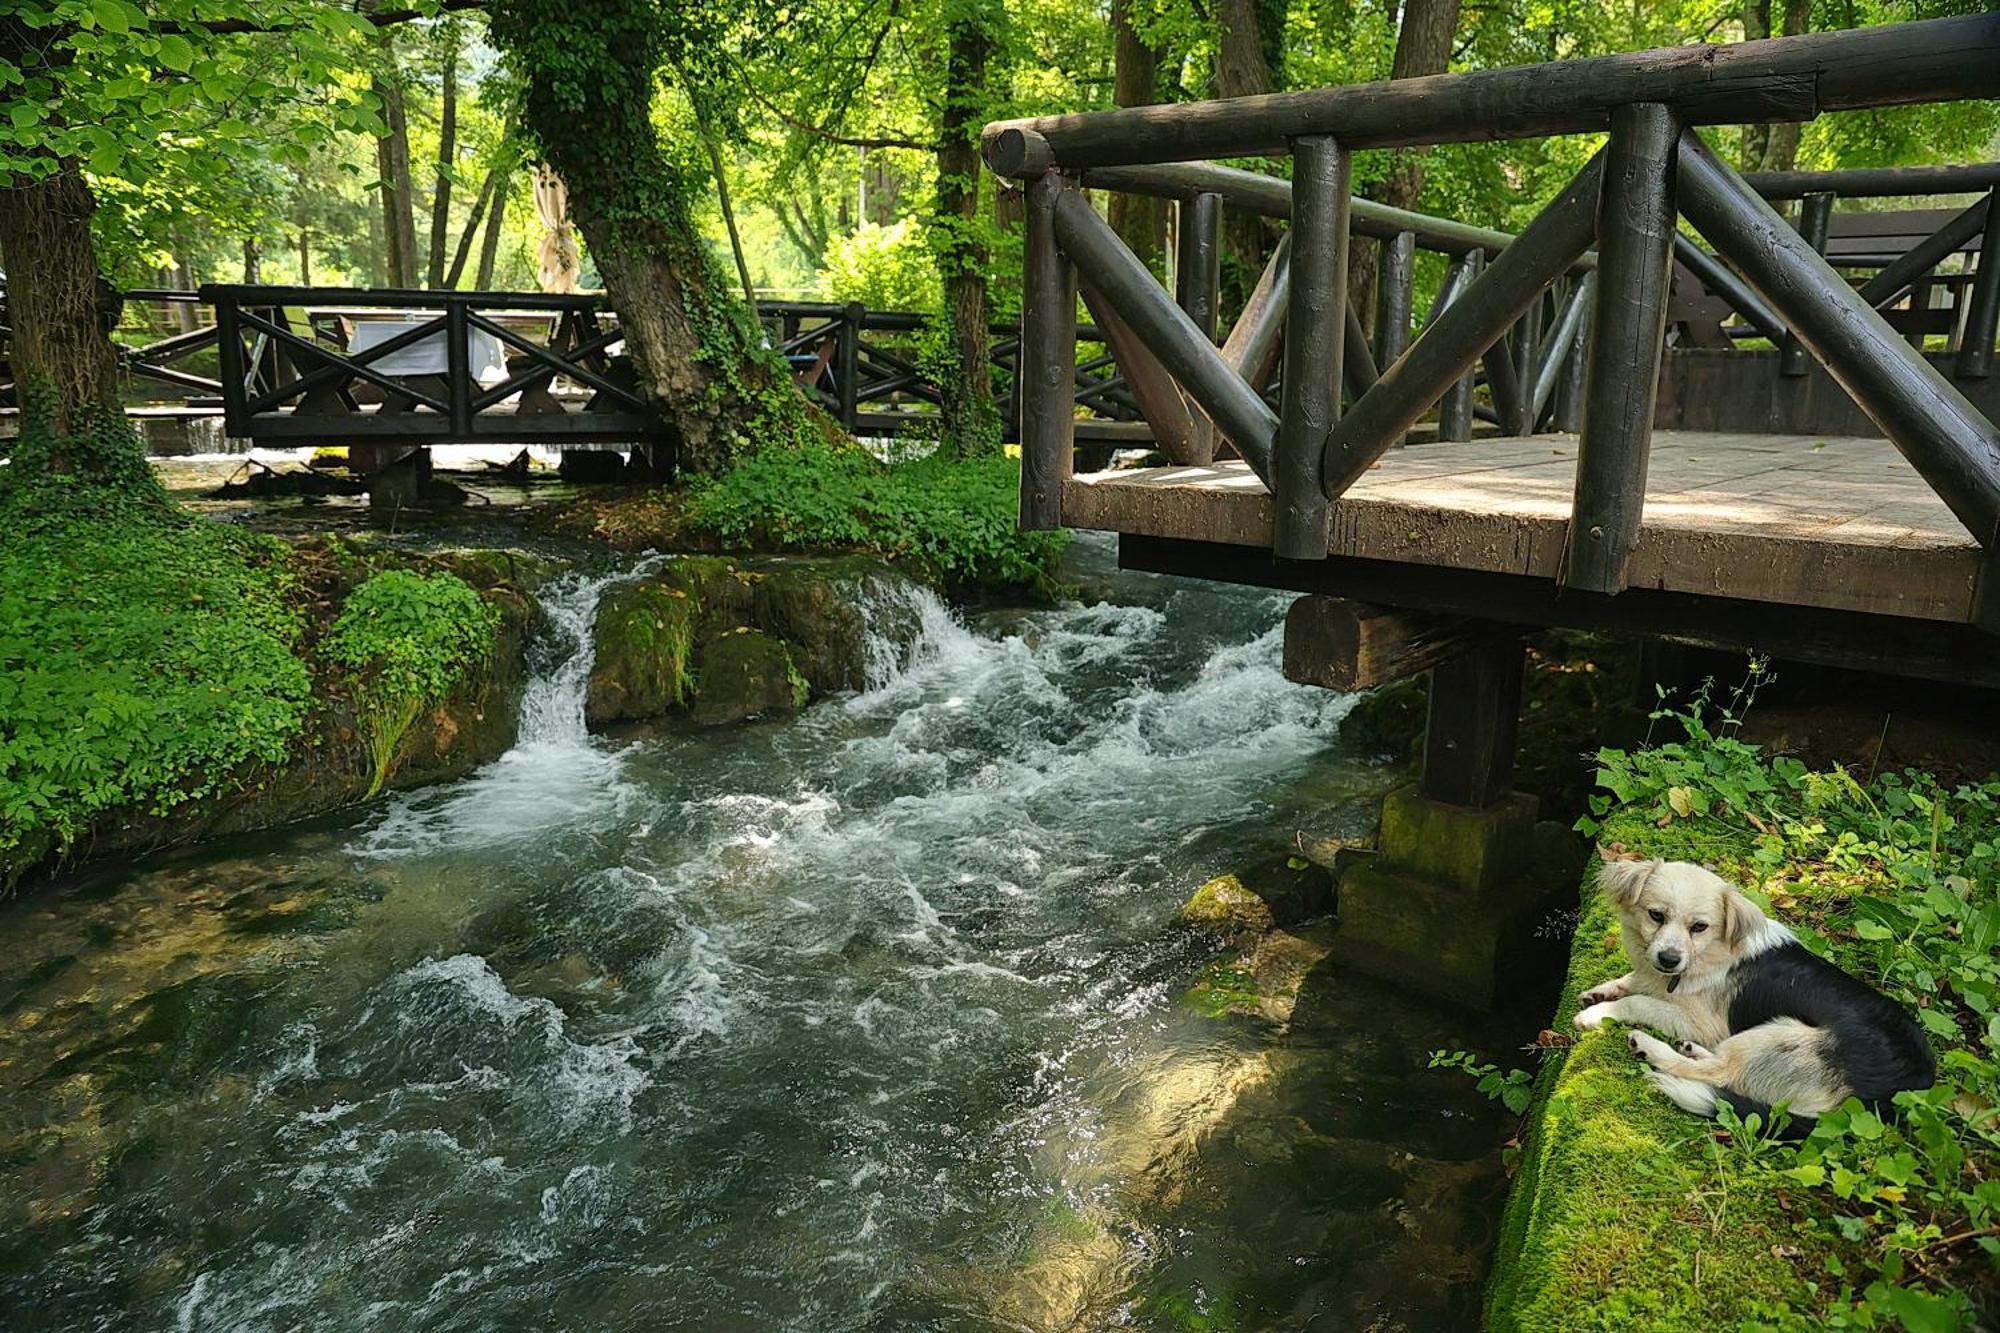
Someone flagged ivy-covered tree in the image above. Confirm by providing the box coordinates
[489,0,829,475]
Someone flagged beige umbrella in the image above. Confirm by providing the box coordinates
[534,164,582,294]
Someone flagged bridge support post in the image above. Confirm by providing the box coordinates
[368,446,431,512]
[1274,134,1350,559]
[1019,172,1077,530]
[1176,190,1222,461]
[1563,103,1678,595]
[1329,634,1578,1009]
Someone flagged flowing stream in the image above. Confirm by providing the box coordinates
[0,536,1524,1331]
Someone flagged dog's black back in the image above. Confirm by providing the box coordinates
[1727,941,1934,1108]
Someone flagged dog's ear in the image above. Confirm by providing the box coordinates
[1719,885,1769,950]
[1596,857,1659,909]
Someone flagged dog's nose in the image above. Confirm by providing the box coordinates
[1656,948,1683,971]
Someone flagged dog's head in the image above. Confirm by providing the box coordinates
[1597,857,1778,990]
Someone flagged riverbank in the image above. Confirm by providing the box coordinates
[1487,702,2000,1331]
[2,437,1056,892]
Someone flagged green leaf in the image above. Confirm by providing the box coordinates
[157,33,194,72]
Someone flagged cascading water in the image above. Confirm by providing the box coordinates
[0,535,1520,1332]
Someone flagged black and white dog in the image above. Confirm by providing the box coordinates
[1573,857,1933,1128]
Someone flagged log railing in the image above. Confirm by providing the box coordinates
[985,13,2000,615]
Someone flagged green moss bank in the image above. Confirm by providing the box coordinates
[1,526,550,892]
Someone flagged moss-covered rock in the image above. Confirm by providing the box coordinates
[586,580,699,724]
[586,555,925,729]
[689,628,806,727]
[1174,855,1335,934]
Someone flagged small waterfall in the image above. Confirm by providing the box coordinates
[517,557,666,746]
[853,570,970,691]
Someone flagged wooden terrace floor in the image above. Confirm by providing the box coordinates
[1064,431,1982,624]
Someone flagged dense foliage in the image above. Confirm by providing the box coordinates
[684,442,1067,592]
[1492,686,2000,1331]
[0,431,310,884]
[323,568,501,795]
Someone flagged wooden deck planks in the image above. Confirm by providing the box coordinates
[1060,430,1982,622]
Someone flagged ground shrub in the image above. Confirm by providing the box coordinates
[0,422,311,885]
[683,442,1067,593]
[323,569,502,795]
[1495,679,1999,1331]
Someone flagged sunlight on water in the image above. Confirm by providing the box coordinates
[0,535,1516,1332]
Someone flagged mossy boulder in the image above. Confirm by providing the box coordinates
[587,555,925,729]
[587,580,699,724]
[751,556,918,693]
[1174,855,1335,934]
[689,628,807,727]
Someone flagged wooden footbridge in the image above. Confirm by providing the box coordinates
[986,14,2000,815]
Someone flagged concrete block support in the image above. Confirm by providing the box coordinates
[1332,784,1578,1009]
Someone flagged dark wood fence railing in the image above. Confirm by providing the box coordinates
[986,13,2000,618]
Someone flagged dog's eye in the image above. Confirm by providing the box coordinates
[1647,909,1665,924]
[1691,921,1708,934]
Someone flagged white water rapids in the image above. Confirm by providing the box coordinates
[0,536,1518,1331]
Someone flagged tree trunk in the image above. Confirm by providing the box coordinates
[298,228,314,286]
[491,0,824,476]
[1109,0,1169,275]
[243,237,262,283]
[937,7,998,456]
[0,160,131,455]
[476,182,507,290]
[1740,0,1772,170]
[1214,0,1281,317]
[445,161,503,289]
[1350,0,1460,329]
[426,24,460,288]
[1756,0,1811,173]
[374,33,419,288]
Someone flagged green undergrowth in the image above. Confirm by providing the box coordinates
[322,570,502,796]
[0,418,311,887]
[682,442,1067,594]
[1490,687,2000,1332]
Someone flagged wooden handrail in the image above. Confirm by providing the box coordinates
[983,15,2000,172]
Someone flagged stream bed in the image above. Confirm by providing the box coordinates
[1,536,1529,1331]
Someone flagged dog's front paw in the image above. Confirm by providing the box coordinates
[1627,1031,1674,1069]
[1573,1002,1617,1031]
[1578,978,1630,1006]
[1676,1040,1713,1060]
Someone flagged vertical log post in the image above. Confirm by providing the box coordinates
[1554,276,1592,433]
[1481,335,1528,436]
[1781,191,1834,377]
[1512,294,1543,423]
[1175,191,1221,340]
[1275,135,1351,560]
[1532,271,1595,428]
[1436,251,1480,442]
[1564,103,1678,595]
[837,302,863,431]
[1956,187,2000,381]
[1421,637,1525,809]
[1176,191,1222,462]
[1019,172,1077,531]
[1376,229,1416,365]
